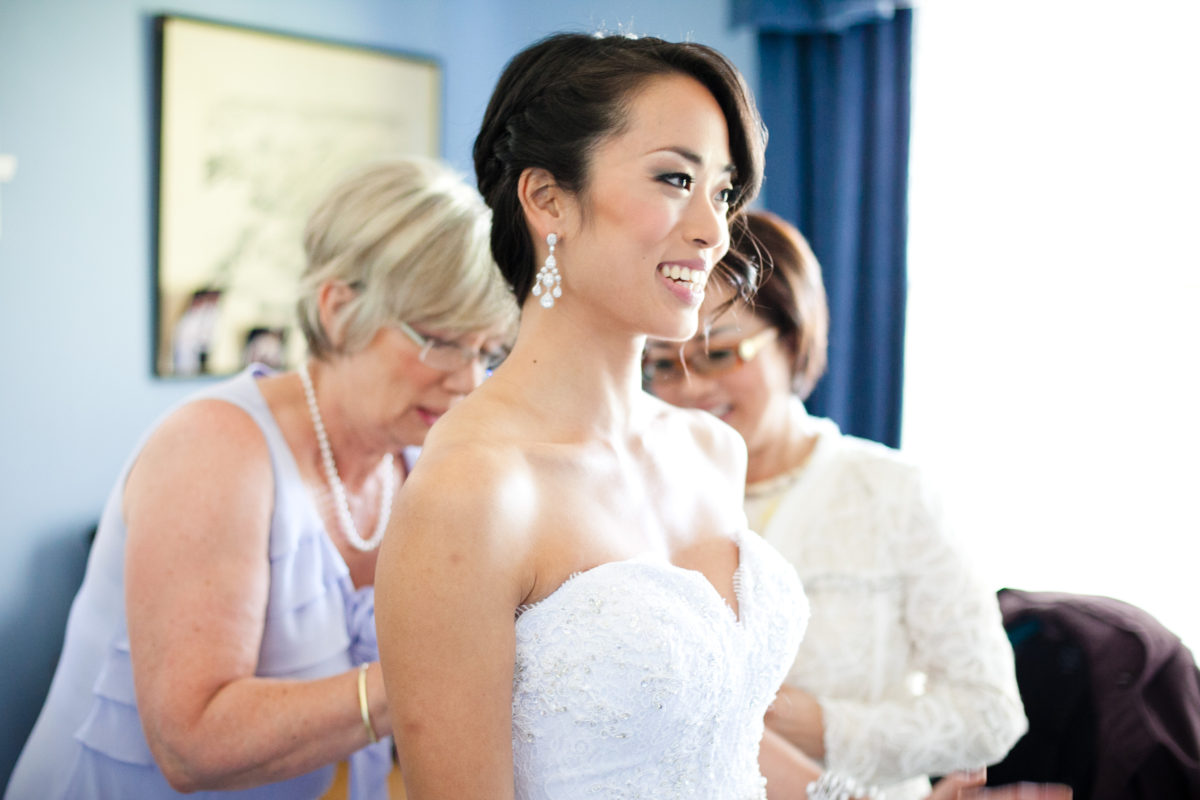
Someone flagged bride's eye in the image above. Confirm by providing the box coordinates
[659,173,694,191]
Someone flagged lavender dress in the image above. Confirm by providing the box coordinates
[6,365,395,800]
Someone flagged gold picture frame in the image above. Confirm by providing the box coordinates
[153,15,440,376]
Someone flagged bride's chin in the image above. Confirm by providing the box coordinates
[652,315,701,344]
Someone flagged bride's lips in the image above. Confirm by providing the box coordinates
[657,259,709,305]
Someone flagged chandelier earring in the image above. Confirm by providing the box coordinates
[531,232,562,309]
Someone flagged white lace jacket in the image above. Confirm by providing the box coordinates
[746,413,1027,800]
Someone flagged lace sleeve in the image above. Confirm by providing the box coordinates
[819,470,1027,785]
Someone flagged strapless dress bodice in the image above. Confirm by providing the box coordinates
[511,529,808,799]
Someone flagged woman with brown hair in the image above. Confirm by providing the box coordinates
[646,209,1029,800]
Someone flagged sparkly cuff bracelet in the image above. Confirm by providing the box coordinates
[806,771,880,800]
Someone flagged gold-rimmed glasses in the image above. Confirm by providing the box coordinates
[642,327,777,384]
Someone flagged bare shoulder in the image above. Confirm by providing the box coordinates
[128,396,273,505]
[645,393,747,486]
[401,433,536,541]
[150,395,268,454]
[382,407,538,609]
[635,395,749,542]
[407,392,537,526]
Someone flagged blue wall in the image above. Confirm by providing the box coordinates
[0,0,755,782]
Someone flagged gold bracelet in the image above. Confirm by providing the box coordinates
[357,662,378,744]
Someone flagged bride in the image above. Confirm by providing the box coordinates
[375,31,1073,800]
[375,31,807,799]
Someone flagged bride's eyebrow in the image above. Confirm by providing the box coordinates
[648,146,735,176]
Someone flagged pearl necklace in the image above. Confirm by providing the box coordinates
[298,362,394,552]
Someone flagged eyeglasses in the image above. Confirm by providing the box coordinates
[396,322,509,372]
[642,327,777,384]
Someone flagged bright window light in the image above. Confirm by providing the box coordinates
[904,2,1200,653]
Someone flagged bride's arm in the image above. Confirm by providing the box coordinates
[375,443,532,800]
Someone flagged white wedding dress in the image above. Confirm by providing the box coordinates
[511,529,808,799]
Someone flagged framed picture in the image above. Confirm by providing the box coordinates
[153,15,440,377]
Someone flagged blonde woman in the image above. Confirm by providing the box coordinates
[7,157,516,799]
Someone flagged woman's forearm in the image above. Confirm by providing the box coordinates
[765,683,827,759]
[146,666,386,792]
[760,726,822,799]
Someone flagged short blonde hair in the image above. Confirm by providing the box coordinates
[298,157,517,359]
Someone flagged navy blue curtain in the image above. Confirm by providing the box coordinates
[734,1,913,447]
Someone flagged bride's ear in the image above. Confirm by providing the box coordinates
[518,167,575,244]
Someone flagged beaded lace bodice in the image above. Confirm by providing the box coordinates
[511,529,807,800]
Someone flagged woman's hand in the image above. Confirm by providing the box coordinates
[760,733,1072,800]
[927,770,987,798]
[765,683,827,759]
[960,787,1072,800]
[928,770,1072,800]
[759,726,821,799]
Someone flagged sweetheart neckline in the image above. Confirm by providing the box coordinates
[515,529,751,626]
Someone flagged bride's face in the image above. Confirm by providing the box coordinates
[560,72,736,342]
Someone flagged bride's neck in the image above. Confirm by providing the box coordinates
[493,317,648,438]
